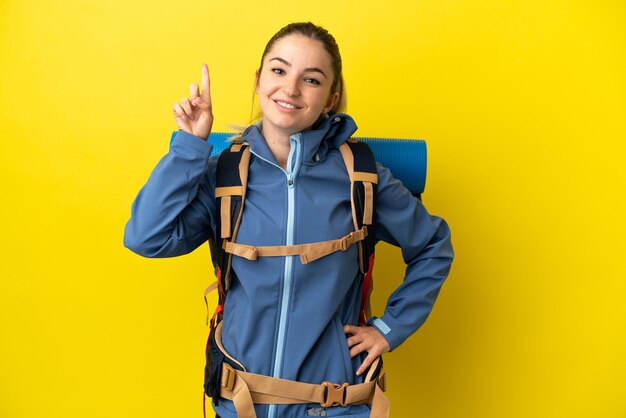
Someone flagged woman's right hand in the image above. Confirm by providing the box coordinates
[173,63,213,141]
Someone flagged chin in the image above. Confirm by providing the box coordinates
[269,118,313,134]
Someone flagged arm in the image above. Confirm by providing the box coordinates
[346,162,454,374]
[124,63,218,258]
[369,162,454,351]
[123,130,218,258]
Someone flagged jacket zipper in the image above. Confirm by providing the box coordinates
[249,134,302,418]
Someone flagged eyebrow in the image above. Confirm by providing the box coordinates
[269,57,328,79]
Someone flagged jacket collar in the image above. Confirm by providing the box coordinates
[241,112,358,166]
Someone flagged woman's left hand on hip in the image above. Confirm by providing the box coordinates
[344,324,391,376]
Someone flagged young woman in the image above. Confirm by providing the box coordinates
[124,22,454,418]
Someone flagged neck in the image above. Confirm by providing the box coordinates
[261,123,294,171]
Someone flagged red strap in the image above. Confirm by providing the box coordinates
[210,304,224,332]
[213,305,223,320]
[216,266,225,300]
[359,254,375,324]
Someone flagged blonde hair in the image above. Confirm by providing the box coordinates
[229,22,346,143]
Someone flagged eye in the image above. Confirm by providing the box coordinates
[271,68,285,75]
[305,77,321,85]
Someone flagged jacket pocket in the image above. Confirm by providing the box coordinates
[333,314,355,383]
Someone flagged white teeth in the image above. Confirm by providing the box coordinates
[276,100,297,109]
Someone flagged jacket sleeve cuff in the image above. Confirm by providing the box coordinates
[366,316,400,352]
[171,129,213,155]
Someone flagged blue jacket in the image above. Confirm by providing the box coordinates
[124,113,454,418]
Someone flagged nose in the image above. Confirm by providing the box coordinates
[282,75,301,97]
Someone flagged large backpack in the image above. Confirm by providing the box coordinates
[202,139,388,417]
[205,138,378,329]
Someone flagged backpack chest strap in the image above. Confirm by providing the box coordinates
[222,226,368,264]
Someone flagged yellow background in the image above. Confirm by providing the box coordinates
[1,0,625,417]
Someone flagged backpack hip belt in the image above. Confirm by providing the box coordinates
[213,322,389,418]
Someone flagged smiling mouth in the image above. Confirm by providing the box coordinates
[274,99,302,110]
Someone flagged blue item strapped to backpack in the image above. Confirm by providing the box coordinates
[170,131,427,197]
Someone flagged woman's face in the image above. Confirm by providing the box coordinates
[256,34,339,138]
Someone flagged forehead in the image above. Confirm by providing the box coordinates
[265,34,333,69]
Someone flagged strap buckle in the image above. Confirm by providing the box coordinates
[340,228,366,252]
[339,233,354,251]
[221,363,236,391]
[321,381,348,407]
[339,238,348,251]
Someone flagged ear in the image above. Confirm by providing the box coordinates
[254,70,260,94]
[323,92,340,113]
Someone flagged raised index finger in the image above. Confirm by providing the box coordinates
[201,63,211,103]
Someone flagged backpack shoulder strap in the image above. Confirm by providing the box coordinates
[338,138,378,273]
[208,142,250,327]
[338,138,378,325]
